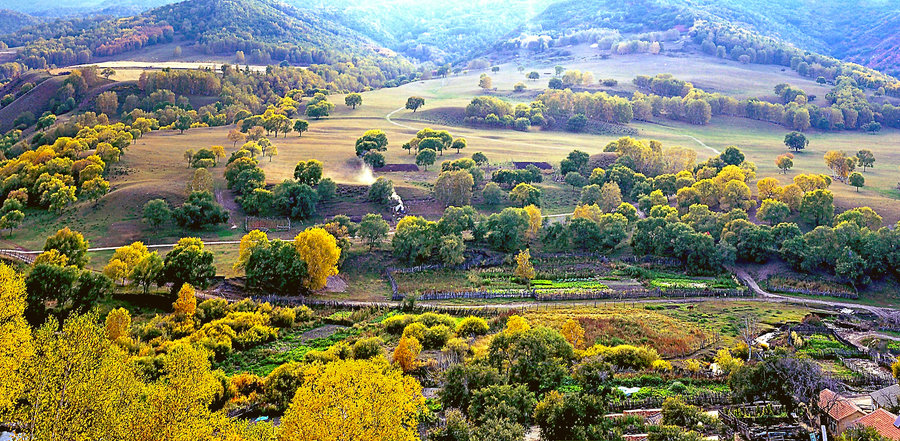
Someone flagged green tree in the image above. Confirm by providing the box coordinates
[273,180,318,219]
[438,235,466,265]
[344,93,362,109]
[509,183,541,207]
[482,182,504,205]
[174,114,191,134]
[800,189,834,226]
[849,172,865,192]
[43,227,89,269]
[317,177,337,201]
[355,130,389,157]
[435,170,475,207]
[406,96,425,112]
[130,252,163,294]
[293,159,324,186]
[25,263,79,320]
[368,177,394,204]
[293,119,309,136]
[363,151,385,168]
[488,326,574,393]
[143,199,171,229]
[451,138,467,154]
[172,191,229,229]
[784,131,808,152]
[416,148,437,170]
[560,150,590,175]
[245,239,308,295]
[566,114,587,132]
[564,172,587,190]
[358,214,389,250]
[305,101,334,119]
[483,208,529,252]
[856,149,875,172]
[472,152,488,166]
[158,237,216,292]
[758,199,790,225]
[392,216,441,263]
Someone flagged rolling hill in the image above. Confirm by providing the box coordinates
[0,9,40,35]
[510,0,900,76]
[0,0,410,73]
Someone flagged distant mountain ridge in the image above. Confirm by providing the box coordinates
[0,0,409,72]
[516,0,900,75]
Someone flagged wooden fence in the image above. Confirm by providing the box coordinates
[608,391,732,413]
[767,283,858,299]
[0,249,37,264]
[719,404,805,441]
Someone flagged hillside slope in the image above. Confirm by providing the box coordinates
[0,10,40,35]
[516,0,900,75]
[0,0,408,73]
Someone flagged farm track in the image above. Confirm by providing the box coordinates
[2,243,898,315]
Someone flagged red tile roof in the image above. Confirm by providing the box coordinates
[854,409,900,440]
[820,389,865,421]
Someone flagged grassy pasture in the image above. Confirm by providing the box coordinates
[5,49,899,287]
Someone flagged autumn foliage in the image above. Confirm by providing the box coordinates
[279,359,425,441]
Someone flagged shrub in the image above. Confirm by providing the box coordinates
[228,298,258,313]
[264,361,305,410]
[222,311,269,332]
[234,324,278,349]
[383,314,414,334]
[402,322,427,341]
[294,305,315,322]
[352,337,384,359]
[270,307,296,328]
[456,316,490,336]
[424,325,453,349]
[417,312,455,328]
[229,372,265,398]
[468,384,536,426]
[197,298,229,322]
[584,344,660,370]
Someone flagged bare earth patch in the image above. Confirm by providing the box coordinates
[324,275,349,293]
[300,324,347,342]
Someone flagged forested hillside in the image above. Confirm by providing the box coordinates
[516,0,900,75]
[0,0,412,82]
[0,10,40,35]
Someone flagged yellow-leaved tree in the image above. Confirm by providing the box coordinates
[0,263,31,412]
[33,249,69,266]
[8,312,142,440]
[105,307,132,341]
[103,241,150,284]
[234,229,269,271]
[393,335,422,373]
[504,315,531,335]
[130,342,228,440]
[279,358,425,441]
[173,283,197,317]
[293,227,341,291]
[514,248,535,288]
[524,204,542,240]
[561,318,585,350]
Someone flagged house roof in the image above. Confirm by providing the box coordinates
[820,389,865,421]
[853,409,900,440]
[872,384,900,409]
